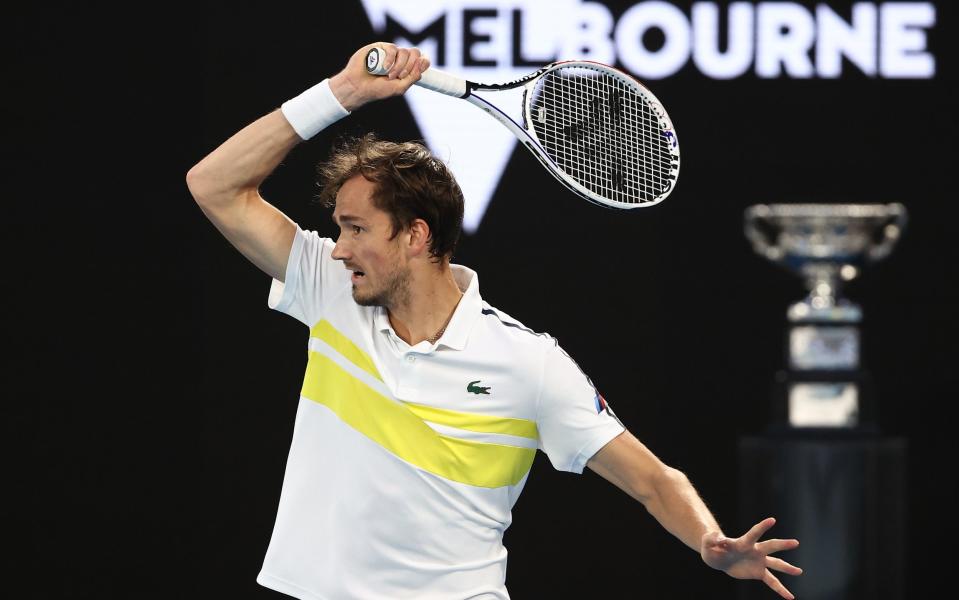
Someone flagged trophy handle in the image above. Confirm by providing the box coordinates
[867,203,908,262]
[744,205,782,261]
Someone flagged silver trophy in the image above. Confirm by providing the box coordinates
[744,203,907,428]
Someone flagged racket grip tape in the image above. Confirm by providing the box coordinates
[365,47,468,98]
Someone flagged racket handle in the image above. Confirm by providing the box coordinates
[365,47,468,98]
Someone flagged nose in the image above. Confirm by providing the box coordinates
[331,236,349,261]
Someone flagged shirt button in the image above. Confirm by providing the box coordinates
[406,355,416,363]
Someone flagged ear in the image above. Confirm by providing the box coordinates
[406,218,432,257]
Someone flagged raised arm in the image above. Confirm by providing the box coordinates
[185,44,429,281]
[587,431,802,599]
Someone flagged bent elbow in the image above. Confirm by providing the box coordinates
[646,466,690,505]
[186,164,211,203]
[658,466,689,487]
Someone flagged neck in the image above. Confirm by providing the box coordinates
[388,261,463,346]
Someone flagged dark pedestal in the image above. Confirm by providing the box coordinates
[738,434,907,600]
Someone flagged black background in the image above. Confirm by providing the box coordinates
[9,1,957,598]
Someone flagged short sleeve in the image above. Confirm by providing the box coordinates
[536,343,625,474]
[267,227,347,326]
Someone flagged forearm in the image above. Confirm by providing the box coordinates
[643,467,722,553]
[187,110,302,207]
[589,433,722,553]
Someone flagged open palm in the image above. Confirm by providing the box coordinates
[701,517,802,599]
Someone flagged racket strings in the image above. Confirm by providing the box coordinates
[530,66,676,205]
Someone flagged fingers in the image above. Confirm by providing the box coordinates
[763,568,795,600]
[415,56,430,75]
[757,538,800,555]
[404,56,429,85]
[766,555,803,576]
[384,46,423,80]
[744,517,777,544]
[336,43,429,110]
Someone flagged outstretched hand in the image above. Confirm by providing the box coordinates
[701,517,802,599]
[329,43,430,112]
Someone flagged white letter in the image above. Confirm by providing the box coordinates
[816,4,877,78]
[559,1,616,64]
[692,2,754,79]
[880,2,935,78]
[615,1,691,79]
[756,2,816,78]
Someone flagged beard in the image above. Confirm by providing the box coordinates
[352,264,412,309]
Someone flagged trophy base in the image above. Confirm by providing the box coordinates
[738,434,906,598]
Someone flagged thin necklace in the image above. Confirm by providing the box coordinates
[427,294,462,344]
[426,311,454,344]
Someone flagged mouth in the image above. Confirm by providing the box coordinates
[346,265,366,283]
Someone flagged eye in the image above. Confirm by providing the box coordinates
[352,225,362,235]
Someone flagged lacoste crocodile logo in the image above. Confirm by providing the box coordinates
[467,380,491,395]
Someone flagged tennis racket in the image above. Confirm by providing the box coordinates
[366,47,679,209]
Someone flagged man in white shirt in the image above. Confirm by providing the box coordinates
[187,43,801,600]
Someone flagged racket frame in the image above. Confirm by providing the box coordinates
[365,48,679,209]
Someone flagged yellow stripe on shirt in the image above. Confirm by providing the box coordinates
[301,350,535,488]
[310,319,382,381]
[403,401,538,440]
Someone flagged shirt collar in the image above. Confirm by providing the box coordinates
[374,264,482,351]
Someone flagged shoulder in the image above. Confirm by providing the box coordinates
[477,304,596,388]
[474,303,558,354]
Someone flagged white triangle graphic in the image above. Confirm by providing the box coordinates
[403,87,517,232]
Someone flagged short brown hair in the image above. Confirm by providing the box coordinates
[317,133,464,260]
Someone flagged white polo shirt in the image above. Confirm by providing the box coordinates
[256,226,625,600]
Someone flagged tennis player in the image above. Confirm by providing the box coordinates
[187,43,801,600]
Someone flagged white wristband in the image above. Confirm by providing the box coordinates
[281,79,350,141]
